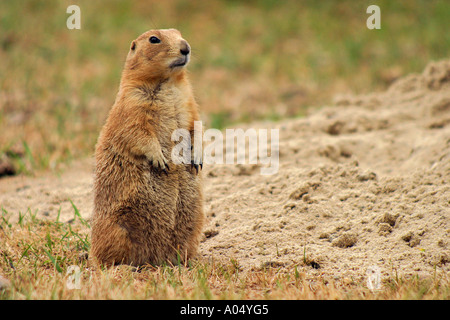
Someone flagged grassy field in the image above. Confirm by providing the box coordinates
[1,0,450,300]
[1,207,449,299]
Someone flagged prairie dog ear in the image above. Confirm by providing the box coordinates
[130,40,136,51]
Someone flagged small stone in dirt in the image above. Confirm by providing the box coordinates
[289,184,310,200]
[204,229,219,239]
[377,212,399,227]
[437,239,446,248]
[325,120,345,135]
[319,232,330,240]
[401,231,421,247]
[401,231,414,242]
[332,232,358,248]
[357,171,377,182]
[378,223,393,236]
[288,182,321,201]
[283,202,296,210]
[430,253,449,267]
[261,261,285,269]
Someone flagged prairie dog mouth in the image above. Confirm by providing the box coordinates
[170,55,189,68]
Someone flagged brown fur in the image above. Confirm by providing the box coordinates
[90,29,204,266]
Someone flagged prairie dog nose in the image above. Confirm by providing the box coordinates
[180,40,190,55]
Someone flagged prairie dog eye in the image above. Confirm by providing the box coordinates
[149,36,161,44]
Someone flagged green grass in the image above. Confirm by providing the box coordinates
[1,204,449,300]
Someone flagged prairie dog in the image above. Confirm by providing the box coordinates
[90,29,204,266]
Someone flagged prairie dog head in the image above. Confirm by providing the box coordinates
[124,29,191,81]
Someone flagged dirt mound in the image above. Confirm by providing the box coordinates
[1,60,449,281]
[200,60,450,279]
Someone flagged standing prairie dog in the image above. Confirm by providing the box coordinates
[90,29,204,266]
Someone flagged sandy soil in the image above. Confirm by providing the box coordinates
[1,60,449,282]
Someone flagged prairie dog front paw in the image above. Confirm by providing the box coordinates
[147,148,169,173]
[190,145,203,174]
